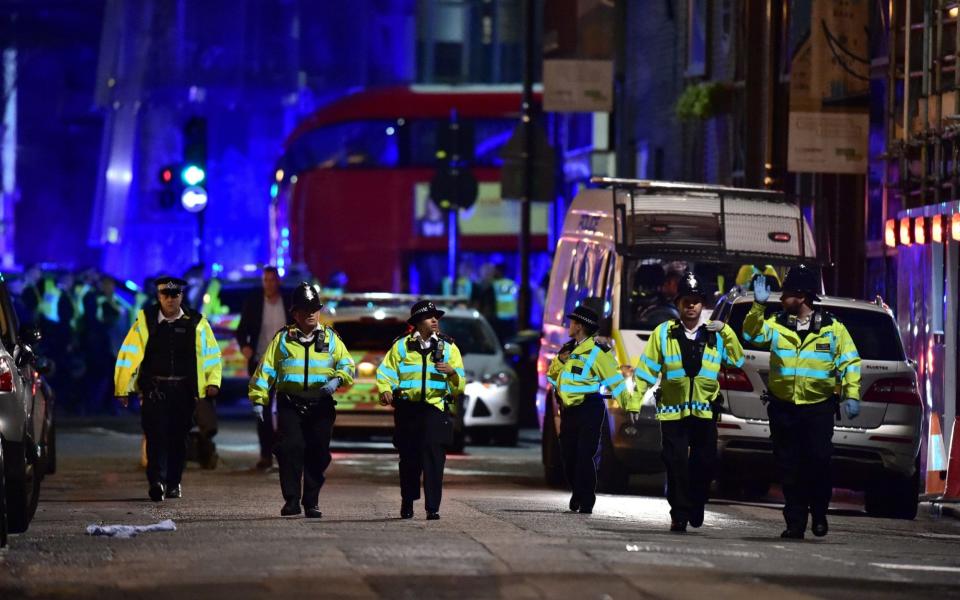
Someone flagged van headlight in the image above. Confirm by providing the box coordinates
[481,371,514,386]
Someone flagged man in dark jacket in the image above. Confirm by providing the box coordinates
[236,266,290,469]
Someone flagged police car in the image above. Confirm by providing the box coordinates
[712,291,923,519]
[322,294,520,448]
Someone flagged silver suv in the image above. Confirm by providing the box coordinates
[0,276,56,546]
[712,291,922,519]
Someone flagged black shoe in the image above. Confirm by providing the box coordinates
[811,518,828,538]
[578,506,593,515]
[149,482,165,502]
[426,512,440,520]
[689,506,705,528]
[281,501,301,516]
[670,520,688,533]
[401,501,414,519]
[780,528,805,539]
[568,496,580,512]
[165,484,182,499]
[304,506,323,519]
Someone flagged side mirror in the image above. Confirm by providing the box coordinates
[907,358,918,371]
[503,342,522,357]
[19,326,41,346]
[15,345,35,370]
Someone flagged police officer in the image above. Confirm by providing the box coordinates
[376,300,466,520]
[114,276,222,501]
[631,272,745,532]
[249,282,355,518]
[547,304,632,514]
[746,266,861,539]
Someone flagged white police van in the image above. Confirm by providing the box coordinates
[537,178,817,492]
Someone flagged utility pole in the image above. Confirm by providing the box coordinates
[518,0,535,331]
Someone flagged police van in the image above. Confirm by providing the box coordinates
[537,178,816,492]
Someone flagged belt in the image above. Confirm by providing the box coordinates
[152,376,188,383]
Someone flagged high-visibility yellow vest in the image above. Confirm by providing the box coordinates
[547,337,631,409]
[114,308,222,398]
[376,334,466,411]
[442,276,473,298]
[743,302,861,404]
[632,321,745,420]
[493,278,518,319]
[249,325,356,405]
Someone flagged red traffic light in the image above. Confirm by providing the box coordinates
[159,166,175,185]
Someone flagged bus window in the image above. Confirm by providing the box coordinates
[291,121,400,170]
[407,118,516,167]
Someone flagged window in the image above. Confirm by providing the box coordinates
[441,317,499,354]
[686,0,708,77]
[334,319,411,351]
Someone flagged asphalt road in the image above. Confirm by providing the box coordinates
[2,420,960,599]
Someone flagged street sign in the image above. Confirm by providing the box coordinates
[500,120,556,202]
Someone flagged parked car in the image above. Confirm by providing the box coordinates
[323,295,519,449]
[0,275,56,547]
[711,291,923,519]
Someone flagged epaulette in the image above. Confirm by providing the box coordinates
[594,337,612,352]
[438,332,456,344]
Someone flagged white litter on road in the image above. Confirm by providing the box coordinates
[870,562,960,574]
[86,519,177,539]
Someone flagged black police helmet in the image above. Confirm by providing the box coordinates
[154,275,188,295]
[566,305,600,333]
[408,300,445,325]
[675,271,706,303]
[781,265,821,301]
[290,282,324,313]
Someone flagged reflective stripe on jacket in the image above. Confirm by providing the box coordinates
[113,308,222,398]
[248,326,356,406]
[547,337,631,409]
[632,321,745,421]
[742,302,861,405]
[493,278,518,319]
[375,335,466,411]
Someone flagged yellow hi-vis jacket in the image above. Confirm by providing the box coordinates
[547,337,632,409]
[493,278,518,319]
[376,334,466,411]
[632,321,745,421]
[113,307,222,398]
[249,325,356,405]
[743,302,861,404]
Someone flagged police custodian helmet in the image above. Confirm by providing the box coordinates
[781,265,821,301]
[290,282,324,312]
[408,300,445,325]
[566,305,600,333]
[675,271,706,302]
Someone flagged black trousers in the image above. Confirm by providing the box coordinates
[274,395,336,507]
[767,399,835,530]
[559,396,606,511]
[660,416,718,523]
[393,401,450,513]
[141,381,195,487]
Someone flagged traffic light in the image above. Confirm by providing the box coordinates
[180,116,208,212]
[430,118,478,211]
[158,164,178,209]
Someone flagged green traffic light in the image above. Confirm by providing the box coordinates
[181,164,206,186]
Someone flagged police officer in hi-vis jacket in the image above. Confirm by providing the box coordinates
[376,300,466,521]
[249,282,355,518]
[631,272,745,532]
[547,304,633,515]
[745,265,861,539]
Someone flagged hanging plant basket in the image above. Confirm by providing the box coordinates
[675,81,735,122]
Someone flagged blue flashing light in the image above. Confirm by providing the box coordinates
[181,164,206,186]
[386,126,396,136]
[278,268,286,277]
[281,227,290,237]
[281,239,289,248]
[270,183,279,198]
[277,257,285,267]
[124,279,139,291]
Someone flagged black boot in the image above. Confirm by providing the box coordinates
[166,484,182,499]
[401,500,414,519]
[689,505,704,528]
[670,520,688,533]
[426,512,440,520]
[780,528,805,540]
[568,496,580,512]
[149,481,166,502]
[281,501,301,516]
[811,516,828,537]
[304,506,323,519]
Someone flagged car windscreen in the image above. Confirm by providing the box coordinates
[441,318,499,355]
[333,319,410,351]
[726,302,906,362]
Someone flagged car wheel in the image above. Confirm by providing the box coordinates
[865,463,920,520]
[597,419,630,494]
[0,442,8,548]
[495,425,519,447]
[541,397,566,488]
[44,420,57,476]
[3,440,40,533]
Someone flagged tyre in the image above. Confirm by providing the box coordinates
[541,398,566,488]
[43,420,57,476]
[495,425,519,447]
[865,464,920,520]
[597,419,630,494]
[0,443,8,548]
[3,440,40,533]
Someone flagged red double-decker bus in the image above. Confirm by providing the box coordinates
[272,85,552,294]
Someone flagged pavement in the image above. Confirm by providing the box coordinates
[1,420,960,599]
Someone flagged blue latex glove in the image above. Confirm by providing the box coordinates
[841,398,860,419]
[252,404,264,422]
[320,377,342,396]
[753,274,771,303]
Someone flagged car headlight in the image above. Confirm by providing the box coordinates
[480,371,514,386]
